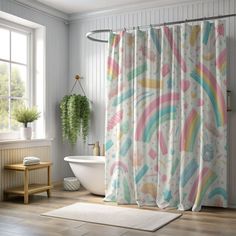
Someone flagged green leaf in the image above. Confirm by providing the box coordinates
[12,106,40,127]
[59,94,90,145]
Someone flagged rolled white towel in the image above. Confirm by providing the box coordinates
[23,156,40,166]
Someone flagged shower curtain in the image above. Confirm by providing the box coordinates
[105,20,227,211]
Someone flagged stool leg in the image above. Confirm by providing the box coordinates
[47,165,51,198]
[24,169,29,204]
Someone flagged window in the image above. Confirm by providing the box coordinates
[0,23,32,135]
[0,15,47,141]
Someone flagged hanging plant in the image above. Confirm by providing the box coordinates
[78,95,90,142]
[60,95,70,141]
[60,94,90,144]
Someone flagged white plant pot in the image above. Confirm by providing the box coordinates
[20,127,32,140]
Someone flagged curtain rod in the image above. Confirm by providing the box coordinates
[86,13,236,43]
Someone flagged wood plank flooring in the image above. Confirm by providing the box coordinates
[0,186,235,236]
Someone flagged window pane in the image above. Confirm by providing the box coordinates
[11,64,27,98]
[0,28,10,60]
[11,98,26,131]
[0,98,9,132]
[0,62,9,97]
[11,31,27,64]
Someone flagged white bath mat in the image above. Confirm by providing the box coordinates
[42,202,181,232]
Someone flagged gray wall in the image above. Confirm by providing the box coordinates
[68,0,236,207]
[0,0,72,182]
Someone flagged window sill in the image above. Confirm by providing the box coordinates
[0,138,53,150]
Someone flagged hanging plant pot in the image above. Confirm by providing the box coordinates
[20,127,32,140]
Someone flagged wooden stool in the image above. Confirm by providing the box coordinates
[4,162,52,204]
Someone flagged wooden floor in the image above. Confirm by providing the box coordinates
[0,186,236,236]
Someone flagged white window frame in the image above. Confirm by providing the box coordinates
[0,19,34,140]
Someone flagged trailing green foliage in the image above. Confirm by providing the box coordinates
[13,106,40,128]
[60,95,70,141]
[60,94,90,144]
[79,95,90,142]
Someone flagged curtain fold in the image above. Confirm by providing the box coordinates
[105,21,227,211]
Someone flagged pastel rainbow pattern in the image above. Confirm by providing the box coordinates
[135,92,180,142]
[105,21,227,211]
[216,48,227,73]
[191,168,217,210]
[107,56,119,80]
[180,109,201,152]
[191,63,226,127]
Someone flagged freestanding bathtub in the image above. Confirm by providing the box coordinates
[64,156,105,196]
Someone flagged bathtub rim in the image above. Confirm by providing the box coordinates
[64,156,105,164]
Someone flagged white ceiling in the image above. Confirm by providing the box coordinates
[36,0,160,14]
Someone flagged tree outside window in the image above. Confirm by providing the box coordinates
[0,26,30,134]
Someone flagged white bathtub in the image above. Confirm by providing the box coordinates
[64,156,105,196]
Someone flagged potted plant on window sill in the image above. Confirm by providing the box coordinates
[13,106,40,140]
